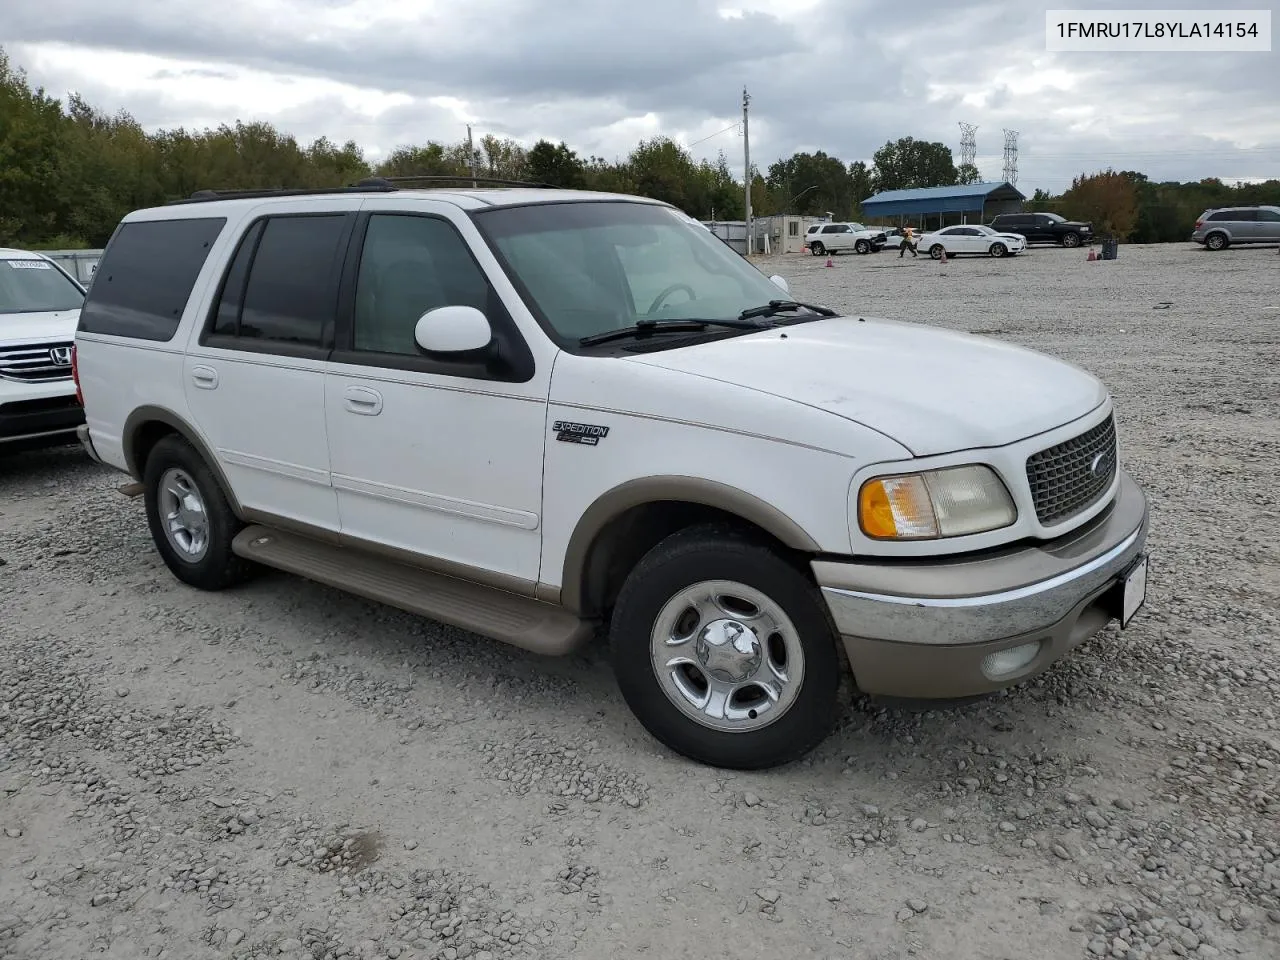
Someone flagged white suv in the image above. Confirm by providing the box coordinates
[1,248,87,452]
[74,180,1151,769]
[804,222,887,256]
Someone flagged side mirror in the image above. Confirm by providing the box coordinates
[769,274,790,294]
[414,305,493,355]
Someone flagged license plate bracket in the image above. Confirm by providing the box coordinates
[1118,554,1148,628]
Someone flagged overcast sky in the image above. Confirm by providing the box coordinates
[6,0,1279,194]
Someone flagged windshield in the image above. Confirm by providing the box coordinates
[1043,212,1066,223]
[0,258,85,314]
[972,225,997,235]
[472,201,793,344]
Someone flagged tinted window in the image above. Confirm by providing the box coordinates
[213,214,348,345]
[821,225,839,234]
[211,221,264,337]
[353,215,491,355]
[78,217,225,340]
[0,258,84,314]
[1257,209,1280,222]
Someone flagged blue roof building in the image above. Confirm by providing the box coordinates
[860,181,1025,226]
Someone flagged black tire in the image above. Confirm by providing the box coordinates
[1061,232,1081,248]
[810,241,825,256]
[929,244,946,260]
[608,524,842,770]
[142,434,257,591]
[854,239,870,254]
[990,242,1007,258]
[1205,232,1228,251]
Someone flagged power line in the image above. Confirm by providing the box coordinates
[684,121,741,150]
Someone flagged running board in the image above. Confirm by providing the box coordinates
[231,525,591,656]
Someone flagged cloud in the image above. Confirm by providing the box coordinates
[5,0,1278,192]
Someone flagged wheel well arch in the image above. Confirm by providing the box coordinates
[559,478,822,618]
[121,406,243,514]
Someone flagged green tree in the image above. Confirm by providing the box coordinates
[956,162,981,185]
[526,140,586,187]
[1061,168,1139,239]
[870,137,958,192]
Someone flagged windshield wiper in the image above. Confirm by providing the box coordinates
[578,318,766,347]
[737,299,839,322]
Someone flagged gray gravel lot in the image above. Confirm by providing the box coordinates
[2,241,1278,960]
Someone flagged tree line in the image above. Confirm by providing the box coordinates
[2,48,1276,249]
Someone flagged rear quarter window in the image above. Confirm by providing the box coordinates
[78,217,227,341]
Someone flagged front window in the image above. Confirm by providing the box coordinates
[472,201,796,344]
[0,258,85,315]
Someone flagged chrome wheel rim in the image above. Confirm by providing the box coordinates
[158,467,210,562]
[649,580,804,733]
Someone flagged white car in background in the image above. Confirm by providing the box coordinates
[804,222,886,256]
[1,247,87,453]
[919,225,1027,259]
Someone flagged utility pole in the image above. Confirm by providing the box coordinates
[466,124,477,187]
[742,87,752,255]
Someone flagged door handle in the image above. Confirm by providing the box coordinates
[191,365,219,389]
[343,385,383,416]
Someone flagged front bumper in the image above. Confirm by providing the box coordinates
[814,470,1149,698]
[0,382,84,447]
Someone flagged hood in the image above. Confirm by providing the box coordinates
[993,232,1027,242]
[0,309,81,345]
[626,316,1108,457]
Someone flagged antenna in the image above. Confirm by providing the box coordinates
[959,122,978,169]
[1002,129,1019,186]
[742,87,752,255]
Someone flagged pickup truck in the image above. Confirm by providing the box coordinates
[989,212,1093,248]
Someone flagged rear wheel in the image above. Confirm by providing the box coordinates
[143,434,258,590]
[608,525,842,770]
[1205,232,1228,251]
[810,241,825,256]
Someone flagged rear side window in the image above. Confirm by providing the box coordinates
[205,213,351,350]
[78,217,226,340]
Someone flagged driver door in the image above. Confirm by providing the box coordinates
[322,199,550,584]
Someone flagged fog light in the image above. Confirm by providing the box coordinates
[980,641,1042,679]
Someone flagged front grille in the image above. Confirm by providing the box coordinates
[0,342,74,382]
[1025,415,1118,526]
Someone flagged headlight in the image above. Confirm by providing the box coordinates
[857,465,1016,540]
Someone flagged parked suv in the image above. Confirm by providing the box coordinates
[989,212,1093,247]
[73,180,1150,769]
[804,222,886,256]
[1191,206,1280,250]
[1,248,87,453]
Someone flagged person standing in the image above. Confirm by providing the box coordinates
[899,225,918,258]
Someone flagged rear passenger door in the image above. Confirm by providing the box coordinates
[183,200,360,532]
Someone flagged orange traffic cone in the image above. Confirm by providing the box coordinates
[824,253,833,267]
[939,248,948,264]
[1087,247,1097,261]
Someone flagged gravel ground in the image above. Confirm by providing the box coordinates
[3,241,1278,960]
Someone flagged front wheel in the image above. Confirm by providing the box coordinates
[809,242,825,256]
[1062,232,1081,248]
[854,239,870,254]
[608,525,841,770]
[989,242,1007,258]
[929,244,946,260]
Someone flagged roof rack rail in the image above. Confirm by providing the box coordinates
[368,175,558,189]
[170,182,398,205]
[168,175,558,205]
